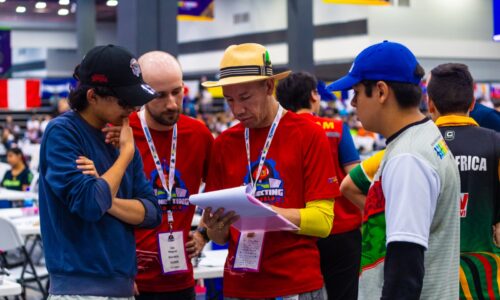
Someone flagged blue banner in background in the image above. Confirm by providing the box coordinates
[178,0,214,21]
[0,30,11,77]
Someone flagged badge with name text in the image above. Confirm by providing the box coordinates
[158,231,189,274]
[233,231,265,272]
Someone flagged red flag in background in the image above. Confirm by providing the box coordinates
[0,79,41,110]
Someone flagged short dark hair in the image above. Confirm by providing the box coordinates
[361,64,425,109]
[276,71,317,112]
[68,84,116,112]
[427,63,474,115]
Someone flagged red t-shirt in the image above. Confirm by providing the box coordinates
[300,113,362,233]
[206,111,339,298]
[130,113,214,292]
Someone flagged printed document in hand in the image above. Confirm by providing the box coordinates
[189,185,299,232]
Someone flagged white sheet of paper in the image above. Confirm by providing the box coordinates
[158,231,188,274]
[233,231,265,271]
[189,185,276,217]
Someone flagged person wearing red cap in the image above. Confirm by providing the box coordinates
[328,41,460,299]
[39,45,162,299]
[201,43,339,299]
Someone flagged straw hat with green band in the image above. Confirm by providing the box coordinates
[202,43,291,88]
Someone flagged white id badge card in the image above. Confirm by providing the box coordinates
[233,231,265,272]
[282,295,299,300]
[158,231,189,274]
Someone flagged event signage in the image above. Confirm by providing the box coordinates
[0,30,11,77]
[178,0,214,21]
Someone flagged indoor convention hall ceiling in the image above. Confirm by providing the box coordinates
[0,0,117,24]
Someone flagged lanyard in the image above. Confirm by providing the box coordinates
[138,109,177,234]
[245,104,284,196]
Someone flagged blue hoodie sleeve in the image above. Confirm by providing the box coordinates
[131,149,161,229]
[43,124,112,222]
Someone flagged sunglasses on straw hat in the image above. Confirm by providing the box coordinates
[201,43,291,88]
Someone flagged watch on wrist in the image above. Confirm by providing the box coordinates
[196,226,210,242]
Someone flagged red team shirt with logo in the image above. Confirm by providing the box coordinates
[130,112,214,292]
[206,112,340,298]
[300,113,362,234]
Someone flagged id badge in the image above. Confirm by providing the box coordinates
[233,231,265,272]
[158,231,189,274]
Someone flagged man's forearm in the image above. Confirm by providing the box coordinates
[101,150,134,197]
[340,174,367,210]
[272,206,301,227]
[272,199,334,238]
[107,197,145,225]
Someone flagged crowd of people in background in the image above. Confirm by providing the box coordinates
[0,84,497,180]
[1,73,499,168]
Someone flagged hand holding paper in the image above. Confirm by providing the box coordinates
[202,207,240,232]
[190,186,299,232]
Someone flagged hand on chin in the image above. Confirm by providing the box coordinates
[111,116,129,126]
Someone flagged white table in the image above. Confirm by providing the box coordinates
[193,250,227,280]
[0,279,22,296]
[0,188,37,201]
[0,208,41,236]
[0,208,24,219]
[11,215,41,236]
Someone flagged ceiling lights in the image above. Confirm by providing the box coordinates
[16,6,27,13]
[106,0,118,7]
[35,2,47,9]
[59,0,70,5]
[58,8,69,16]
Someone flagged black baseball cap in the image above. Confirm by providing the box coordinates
[74,44,158,106]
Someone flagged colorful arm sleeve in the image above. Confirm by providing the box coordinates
[349,150,385,195]
[349,164,371,196]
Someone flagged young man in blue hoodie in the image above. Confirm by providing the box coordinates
[38,45,162,299]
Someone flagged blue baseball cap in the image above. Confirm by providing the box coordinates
[327,41,422,92]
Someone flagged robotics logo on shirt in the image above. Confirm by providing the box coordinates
[149,166,190,213]
[244,159,285,204]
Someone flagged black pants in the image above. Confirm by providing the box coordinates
[317,229,361,300]
[135,286,196,300]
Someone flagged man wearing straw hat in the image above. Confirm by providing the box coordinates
[201,43,340,299]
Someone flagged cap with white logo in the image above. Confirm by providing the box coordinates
[74,44,159,106]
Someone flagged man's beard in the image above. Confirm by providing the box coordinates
[149,108,180,127]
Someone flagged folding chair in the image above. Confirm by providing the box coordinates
[0,217,48,299]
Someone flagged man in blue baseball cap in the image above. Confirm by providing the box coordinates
[328,41,461,299]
